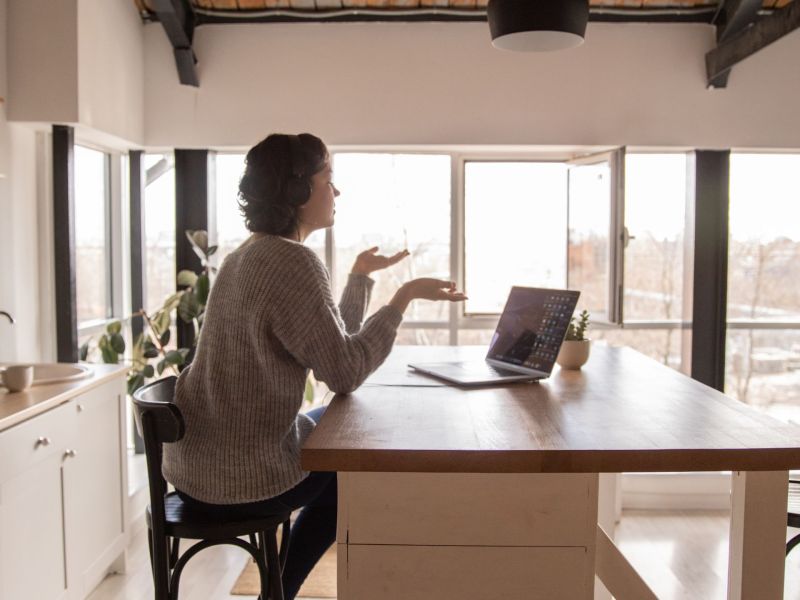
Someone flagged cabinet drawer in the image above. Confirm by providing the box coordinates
[341,544,593,600]
[339,472,598,547]
[0,401,77,481]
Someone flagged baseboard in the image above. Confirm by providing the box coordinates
[621,472,731,510]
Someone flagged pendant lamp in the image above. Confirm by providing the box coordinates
[487,0,590,52]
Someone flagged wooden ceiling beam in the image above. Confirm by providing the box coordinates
[706,0,800,88]
[152,0,199,87]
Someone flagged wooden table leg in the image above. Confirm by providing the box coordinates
[728,470,788,600]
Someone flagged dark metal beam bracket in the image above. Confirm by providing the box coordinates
[707,0,800,88]
[152,0,199,87]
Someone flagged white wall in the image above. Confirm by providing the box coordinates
[7,0,79,124]
[77,0,144,145]
[0,0,42,362]
[143,21,800,149]
[8,0,143,146]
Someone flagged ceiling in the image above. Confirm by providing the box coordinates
[135,0,800,89]
[134,0,794,24]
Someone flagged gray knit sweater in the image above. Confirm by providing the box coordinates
[162,235,403,504]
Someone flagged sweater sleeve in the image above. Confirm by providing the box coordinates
[266,248,403,394]
[338,273,374,334]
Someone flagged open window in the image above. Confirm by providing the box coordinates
[567,148,626,324]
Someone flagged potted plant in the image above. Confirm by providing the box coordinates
[557,309,591,370]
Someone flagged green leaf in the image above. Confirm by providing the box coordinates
[177,270,198,288]
[159,329,171,347]
[165,350,185,366]
[127,373,145,396]
[155,309,172,335]
[206,245,218,257]
[98,335,108,350]
[101,345,118,364]
[195,273,210,306]
[161,292,183,312]
[178,292,200,323]
[143,338,159,359]
[110,333,126,354]
[142,364,155,378]
[79,341,90,362]
[106,320,122,335]
[157,360,166,376]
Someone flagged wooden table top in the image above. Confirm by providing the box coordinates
[301,345,800,473]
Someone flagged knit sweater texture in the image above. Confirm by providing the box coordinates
[162,235,403,504]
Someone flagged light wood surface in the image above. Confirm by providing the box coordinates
[302,345,800,473]
[0,363,126,432]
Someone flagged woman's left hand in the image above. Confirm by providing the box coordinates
[351,246,410,276]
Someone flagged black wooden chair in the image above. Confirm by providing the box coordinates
[132,376,291,600]
[787,479,800,556]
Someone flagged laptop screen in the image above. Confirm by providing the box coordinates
[486,287,581,373]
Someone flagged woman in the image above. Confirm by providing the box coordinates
[162,132,466,599]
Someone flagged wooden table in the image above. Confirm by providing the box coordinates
[302,345,800,599]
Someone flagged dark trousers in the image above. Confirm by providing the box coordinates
[176,406,336,600]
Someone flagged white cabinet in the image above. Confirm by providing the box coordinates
[0,377,127,600]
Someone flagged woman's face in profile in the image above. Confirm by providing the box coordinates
[299,159,340,232]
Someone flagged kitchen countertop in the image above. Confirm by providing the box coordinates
[0,363,127,432]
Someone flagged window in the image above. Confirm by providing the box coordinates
[74,145,111,326]
[144,154,176,314]
[567,159,613,320]
[208,149,694,359]
[332,153,451,322]
[464,162,567,314]
[215,154,248,262]
[593,153,692,373]
[726,153,800,421]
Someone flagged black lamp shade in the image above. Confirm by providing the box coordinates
[487,0,590,52]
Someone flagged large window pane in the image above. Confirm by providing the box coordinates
[144,154,176,314]
[624,154,688,322]
[332,153,450,321]
[216,154,326,265]
[728,154,800,321]
[567,162,610,319]
[726,329,800,422]
[74,145,110,325]
[464,162,567,314]
[727,153,800,422]
[594,329,686,371]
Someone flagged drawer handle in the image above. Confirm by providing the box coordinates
[34,436,51,449]
[63,449,77,459]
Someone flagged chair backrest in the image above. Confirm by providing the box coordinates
[132,376,184,528]
[132,376,184,443]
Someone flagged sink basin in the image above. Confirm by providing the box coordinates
[32,364,92,386]
[0,363,92,387]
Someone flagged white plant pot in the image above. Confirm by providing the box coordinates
[556,339,591,370]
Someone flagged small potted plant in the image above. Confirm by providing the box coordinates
[557,309,591,370]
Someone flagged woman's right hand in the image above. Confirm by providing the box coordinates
[389,278,467,314]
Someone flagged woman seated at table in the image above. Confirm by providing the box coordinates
[162,132,466,599]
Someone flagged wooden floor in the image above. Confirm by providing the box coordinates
[90,510,800,600]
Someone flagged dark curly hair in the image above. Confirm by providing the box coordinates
[238,133,328,236]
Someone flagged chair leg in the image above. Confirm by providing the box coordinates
[151,533,172,600]
[169,537,180,569]
[787,532,800,556]
[279,519,291,573]
[265,529,285,600]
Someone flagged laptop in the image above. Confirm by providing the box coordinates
[408,287,580,386]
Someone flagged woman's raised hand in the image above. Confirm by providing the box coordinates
[351,246,410,276]
[389,278,467,314]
